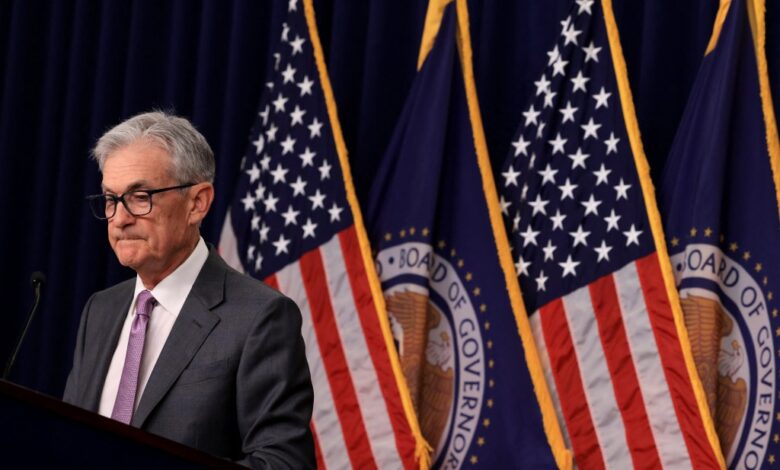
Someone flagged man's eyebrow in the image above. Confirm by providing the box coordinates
[101,181,149,194]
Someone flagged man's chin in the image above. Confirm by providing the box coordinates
[113,242,146,268]
[116,256,140,269]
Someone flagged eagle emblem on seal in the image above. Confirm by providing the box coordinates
[386,289,455,454]
[681,294,747,456]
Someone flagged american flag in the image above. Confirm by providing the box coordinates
[219,0,423,468]
[499,0,722,468]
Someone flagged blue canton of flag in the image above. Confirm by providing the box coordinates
[499,0,723,468]
[500,3,649,311]
[661,0,780,467]
[230,18,349,278]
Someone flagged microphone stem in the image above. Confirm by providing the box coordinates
[3,284,42,380]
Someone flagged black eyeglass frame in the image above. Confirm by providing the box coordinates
[86,183,196,220]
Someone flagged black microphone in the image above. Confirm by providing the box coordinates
[3,271,46,380]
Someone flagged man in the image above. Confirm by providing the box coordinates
[63,111,315,469]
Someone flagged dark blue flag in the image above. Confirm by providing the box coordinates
[365,1,569,468]
[661,0,780,468]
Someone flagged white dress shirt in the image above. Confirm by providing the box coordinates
[98,237,209,418]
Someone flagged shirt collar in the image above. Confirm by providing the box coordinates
[132,237,209,317]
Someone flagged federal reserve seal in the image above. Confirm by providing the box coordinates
[376,239,492,468]
[670,239,778,469]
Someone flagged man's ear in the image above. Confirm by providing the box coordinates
[188,182,215,226]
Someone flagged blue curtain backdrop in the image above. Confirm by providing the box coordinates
[0,0,777,398]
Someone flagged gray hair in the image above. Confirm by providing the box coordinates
[92,111,215,183]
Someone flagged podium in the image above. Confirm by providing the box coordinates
[0,380,240,468]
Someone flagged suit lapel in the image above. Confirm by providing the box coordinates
[132,250,226,427]
[84,282,134,411]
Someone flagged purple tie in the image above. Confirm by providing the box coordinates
[111,290,156,425]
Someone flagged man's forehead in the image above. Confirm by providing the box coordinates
[103,139,172,164]
[101,152,174,192]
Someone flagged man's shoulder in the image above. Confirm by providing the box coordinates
[90,277,135,304]
[221,262,289,304]
[196,252,301,333]
[78,278,135,329]
[203,249,290,305]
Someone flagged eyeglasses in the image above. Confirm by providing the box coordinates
[86,183,195,220]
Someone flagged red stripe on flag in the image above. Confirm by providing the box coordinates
[264,274,279,290]
[299,248,378,469]
[589,274,662,469]
[338,226,416,469]
[540,298,606,470]
[311,421,325,470]
[635,253,720,469]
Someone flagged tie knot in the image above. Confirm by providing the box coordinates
[135,290,156,318]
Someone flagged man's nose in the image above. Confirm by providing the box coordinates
[111,200,136,226]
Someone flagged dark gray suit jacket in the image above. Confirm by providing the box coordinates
[63,248,315,469]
